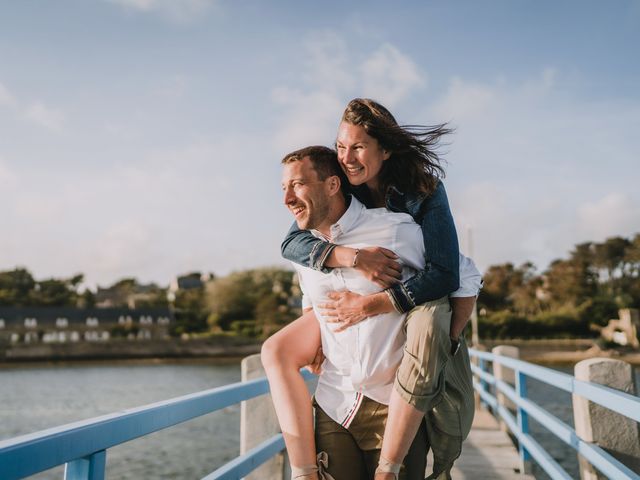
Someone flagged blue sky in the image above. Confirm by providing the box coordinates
[1,0,638,287]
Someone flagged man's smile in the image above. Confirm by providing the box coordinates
[291,205,306,218]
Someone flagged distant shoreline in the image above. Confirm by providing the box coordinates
[2,337,638,366]
[474,338,640,365]
[0,336,262,364]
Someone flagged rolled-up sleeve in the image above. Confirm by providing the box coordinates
[451,254,483,298]
[281,222,336,272]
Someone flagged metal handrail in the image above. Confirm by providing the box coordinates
[469,348,640,480]
[0,369,314,480]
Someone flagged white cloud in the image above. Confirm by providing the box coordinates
[360,43,426,107]
[107,0,216,23]
[302,32,355,94]
[430,76,497,122]
[24,102,65,132]
[153,75,189,99]
[577,193,640,241]
[0,159,18,189]
[452,181,574,272]
[0,82,16,107]
[0,129,292,286]
[89,220,156,282]
[438,70,640,272]
[271,88,343,152]
[271,34,427,152]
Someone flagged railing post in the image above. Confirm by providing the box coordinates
[473,344,489,409]
[572,358,640,480]
[478,357,488,407]
[241,354,284,480]
[491,345,519,432]
[515,370,532,475]
[64,450,106,480]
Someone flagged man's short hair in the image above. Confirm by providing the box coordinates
[281,146,349,195]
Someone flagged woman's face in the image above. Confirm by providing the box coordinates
[336,122,390,190]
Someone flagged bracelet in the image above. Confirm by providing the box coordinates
[351,248,360,268]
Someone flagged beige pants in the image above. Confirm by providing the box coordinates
[394,297,475,478]
[314,396,427,480]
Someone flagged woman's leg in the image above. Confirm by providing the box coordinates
[376,299,453,480]
[261,309,322,476]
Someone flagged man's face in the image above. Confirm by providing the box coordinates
[282,157,332,231]
[336,121,390,190]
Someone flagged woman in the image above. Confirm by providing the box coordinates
[262,98,477,480]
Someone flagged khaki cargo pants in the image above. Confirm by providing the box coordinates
[314,396,427,480]
[394,297,475,479]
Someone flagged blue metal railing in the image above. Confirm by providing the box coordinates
[3,352,639,480]
[0,369,314,480]
[469,348,640,480]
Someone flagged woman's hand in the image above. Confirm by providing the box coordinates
[319,290,395,332]
[326,246,402,288]
[353,246,403,288]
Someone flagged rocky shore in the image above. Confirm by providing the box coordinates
[0,336,262,363]
[476,338,640,365]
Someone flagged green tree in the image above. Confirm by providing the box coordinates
[543,257,597,308]
[0,268,36,305]
[172,288,208,335]
[31,278,78,306]
[478,262,541,314]
[205,268,299,337]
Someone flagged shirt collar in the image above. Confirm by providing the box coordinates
[310,195,365,242]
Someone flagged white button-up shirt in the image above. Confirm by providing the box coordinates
[292,196,481,428]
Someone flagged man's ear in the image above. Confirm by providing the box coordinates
[327,175,341,196]
[382,149,391,161]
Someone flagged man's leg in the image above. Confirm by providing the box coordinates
[349,396,428,480]
[261,310,322,475]
[377,298,453,479]
[314,401,368,480]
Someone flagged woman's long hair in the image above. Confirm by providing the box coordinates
[340,98,452,197]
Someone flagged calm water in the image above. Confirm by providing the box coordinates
[0,360,242,479]
[1,361,638,479]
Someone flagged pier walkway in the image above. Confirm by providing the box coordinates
[450,408,535,479]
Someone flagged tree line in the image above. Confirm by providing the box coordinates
[477,233,640,338]
[1,232,638,340]
[0,267,300,339]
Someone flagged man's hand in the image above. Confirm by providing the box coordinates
[305,345,325,375]
[353,246,402,288]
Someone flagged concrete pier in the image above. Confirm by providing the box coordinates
[572,357,640,480]
[240,354,284,480]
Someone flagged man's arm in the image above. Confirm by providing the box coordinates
[450,296,476,339]
[449,254,482,340]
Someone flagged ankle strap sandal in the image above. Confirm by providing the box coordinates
[375,456,402,480]
[291,452,335,480]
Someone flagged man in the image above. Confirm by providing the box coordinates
[280,145,481,479]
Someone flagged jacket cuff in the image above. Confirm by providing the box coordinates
[386,282,416,314]
[310,242,336,273]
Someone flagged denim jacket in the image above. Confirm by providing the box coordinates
[281,180,460,313]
